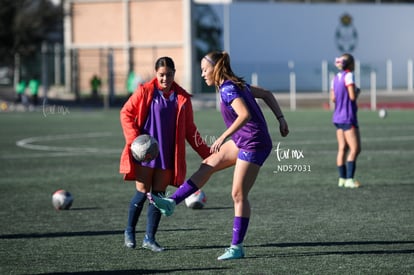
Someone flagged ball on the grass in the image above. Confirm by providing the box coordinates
[52,189,73,210]
[130,134,159,162]
[185,189,207,209]
[378,109,387,119]
[0,101,8,111]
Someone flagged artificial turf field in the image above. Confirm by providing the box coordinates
[0,106,413,274]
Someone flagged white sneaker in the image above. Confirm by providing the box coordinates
[217,244,245,260]
[344,179,361,188]
[338,178,346,187]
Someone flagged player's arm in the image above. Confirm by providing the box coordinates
[210,97,250,153]
[330,89,336,103]
[345,72,357,101]
[355,86,361,98]
[183,100,211,159]
[347,85,357,101]
[250,86,289,137]
[330,79,336,103]
[120,90,141,144]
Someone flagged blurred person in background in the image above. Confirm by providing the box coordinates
[331,53,361,189]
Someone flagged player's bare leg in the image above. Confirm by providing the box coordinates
[336,129,347,187]
[218,159,259,261]
[344,127,361,162]
[149,141,238,216]
[232,160,260,217]
[190,140,239,189]
[343,127,361,188]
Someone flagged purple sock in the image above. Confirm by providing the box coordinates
[170,179,198,204]
[231,217,250,245]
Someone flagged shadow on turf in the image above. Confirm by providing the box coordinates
[159,240,414,255]
[68,207,101,211]
[35,267,229,275]
[257,240,414,248]
[201,206,233,211]
[249,248,414,259]
[249,240,414,258]
[0,228,205,240]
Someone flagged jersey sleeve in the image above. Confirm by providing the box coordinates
[220,82,240,105]
[344,72,355,87]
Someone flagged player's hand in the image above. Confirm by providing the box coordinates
[279,118,289,137]
[356,87,361,98]
[210,136,225,153]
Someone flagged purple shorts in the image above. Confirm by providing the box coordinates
[334,123,359,131]
[238,148,271,166]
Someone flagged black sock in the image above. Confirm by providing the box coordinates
[346,161,356,179]
[126,191,146,233]
[338,165,346,179]
[146,191,165,241]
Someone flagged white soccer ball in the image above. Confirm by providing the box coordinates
[52,189,74,210]
[378,109,387,119]
[130,134,159,162]
[185,189,207,209]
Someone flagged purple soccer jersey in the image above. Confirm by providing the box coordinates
[219,80,272,151]
[141,90,177,169]
[332,71,358,125]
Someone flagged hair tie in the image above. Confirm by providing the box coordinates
[204,56,216,66]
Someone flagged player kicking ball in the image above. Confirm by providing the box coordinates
[148,51,289,260]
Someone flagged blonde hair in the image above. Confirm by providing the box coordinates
[204,51,245,90]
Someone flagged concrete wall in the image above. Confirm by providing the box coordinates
[66,0,191,95]
[211,3,414,91]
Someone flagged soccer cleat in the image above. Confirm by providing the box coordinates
[147,193,176,216]
[124,230,136,248]
[142,236,165,252]
[217,244,245,260]
[344,179,361,188]
[338,178,346,187]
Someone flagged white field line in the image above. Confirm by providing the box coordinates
[14,132,120,154]
[278,135,414,146]
[0,151,114,159]
[292,125,414,133]
[1,132,413,160]
[300,149,414,155]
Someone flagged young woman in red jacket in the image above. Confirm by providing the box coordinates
[119,57,210,251]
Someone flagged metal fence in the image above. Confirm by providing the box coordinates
[233,59,414,93]
[17,43,413,105]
